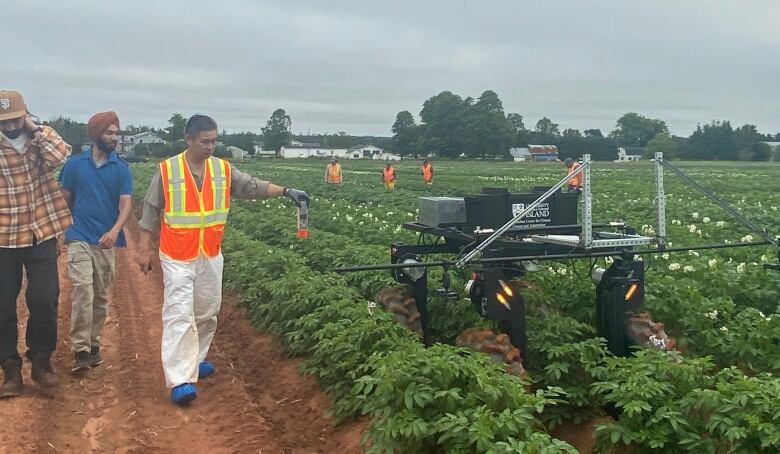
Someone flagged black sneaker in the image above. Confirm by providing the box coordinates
[72,351,91,373]
[88,347,103,368]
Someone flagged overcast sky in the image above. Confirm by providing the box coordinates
[4,1,778,136]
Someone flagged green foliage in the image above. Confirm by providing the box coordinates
[356,344,575,453]
[391,110,420,157]
[262,108,292,152]
[166,113,187,142]
[609,112,669,148]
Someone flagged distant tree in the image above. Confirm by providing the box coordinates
[133,143,151,157]
[43,116,87,149]
[609,113,668,147]
[507,113,529,146]
[684,120,735,160]
[534,117,560,138]
[584,129,603,138]
[737,142,772,161]
[262,108,292,153]
[506,113,526,134]
[472,90,514,159]
[562,128,582,139]
[645,132,684,159]
[419,91,471,158]
[167,113,187,142]
[391,111,420,157]
[223,132,257,154]
[733,124,764,152]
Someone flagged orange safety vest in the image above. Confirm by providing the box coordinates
[383,166,395,182]
[326,163,342,183]
[422,163,433,182]
[567,163,583,188]
[160,153,231,261]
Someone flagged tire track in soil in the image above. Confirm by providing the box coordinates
[0,219,365,453]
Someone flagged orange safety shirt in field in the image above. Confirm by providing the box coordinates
[326,163,342,183]
[160,153,231,261]
[422,163,433,182]
[383,166,396,183]
[567,163,583,188]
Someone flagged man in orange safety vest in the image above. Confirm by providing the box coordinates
[325,157,342,185]
[565,158,584,193]
[421,160,433,184]
[382,163,396,191]
[136,114,310,405]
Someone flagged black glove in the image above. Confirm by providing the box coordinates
[284,187,311,207]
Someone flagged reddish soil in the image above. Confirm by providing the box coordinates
[553,416,614,453]
[0,222,365,453]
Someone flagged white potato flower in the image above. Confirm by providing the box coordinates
[668,263,681,271]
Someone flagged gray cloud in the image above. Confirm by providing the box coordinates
[3,0,778,136]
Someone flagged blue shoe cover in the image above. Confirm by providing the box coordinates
[171,383,197,404]
[198,361,216,379]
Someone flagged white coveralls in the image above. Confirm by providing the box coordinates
[160,252,223,388]
[140,159,271,389]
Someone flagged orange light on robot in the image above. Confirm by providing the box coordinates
[624,283,638,301]
[498,280,514,297]
[496,292,510,309]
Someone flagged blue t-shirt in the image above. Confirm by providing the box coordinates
[59,150,133,247]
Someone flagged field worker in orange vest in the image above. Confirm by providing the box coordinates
[136,114,310,405]
[325,157,342,185]
[565,158,584,193]
[382,162,396,191]
[421,160,433,184]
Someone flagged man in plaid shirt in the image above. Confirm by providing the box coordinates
[0,90,72,398]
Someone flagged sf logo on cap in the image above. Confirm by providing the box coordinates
[0,99,10,110]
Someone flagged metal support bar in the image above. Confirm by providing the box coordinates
[334,240,772,273]
[582,154,593,248]
[661,158,775,245]
[455,162,588,267]
[655,152,667,249]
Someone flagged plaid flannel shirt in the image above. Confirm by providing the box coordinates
[0,126,72,248]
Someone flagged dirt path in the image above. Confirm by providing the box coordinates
[0,225,364,453]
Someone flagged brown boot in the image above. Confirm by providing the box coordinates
[29,352,60,388]
[0,357,24,398]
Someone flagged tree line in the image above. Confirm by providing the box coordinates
[390,90,780,161]
[43,109,386,158]
[40,99,779,161]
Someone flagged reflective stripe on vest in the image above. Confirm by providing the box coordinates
[160,153,231,260]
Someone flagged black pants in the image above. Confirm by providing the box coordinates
[0,238,59,361]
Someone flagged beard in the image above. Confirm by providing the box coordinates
[2,129,24,139]
[96,137,117,153]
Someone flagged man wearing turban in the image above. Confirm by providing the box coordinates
[59,111,133,373]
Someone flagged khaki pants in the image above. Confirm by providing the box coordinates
[67,241,116,353]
